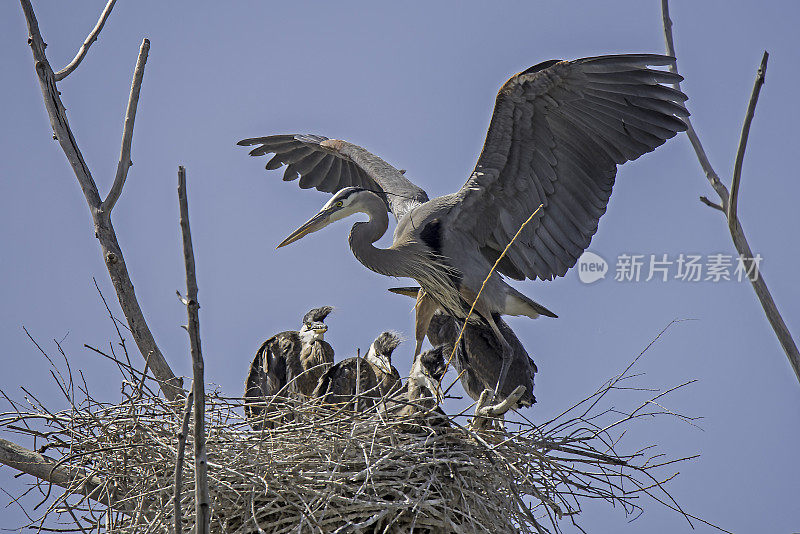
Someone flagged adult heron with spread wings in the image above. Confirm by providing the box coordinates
[239,55,688,398]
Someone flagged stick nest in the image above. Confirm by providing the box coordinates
[0,342,697,533]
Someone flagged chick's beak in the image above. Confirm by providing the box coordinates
[277,209,332,249]
[423,373,443,404]
[311,322,328,335]
[373,356,393,375]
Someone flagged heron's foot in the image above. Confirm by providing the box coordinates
[469,386,525,431]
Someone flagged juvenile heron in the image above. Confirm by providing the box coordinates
[244,306,334,427]
[365,331,403,398]
[389,345,448,421]
[313,331,402,410]
[239,54,688,399]
[391,287,537,408]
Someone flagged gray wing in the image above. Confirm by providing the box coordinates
[244,335,286,398]
[238,134,429,221]
[243,333,293,423]
[313,358,379,408]
[447,55,689,281]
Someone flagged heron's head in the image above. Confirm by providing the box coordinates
[410,345,447,403]
[365,331,401,375]
[277,187,373,248]
[299,306,332,342]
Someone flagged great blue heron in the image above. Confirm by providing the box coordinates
[244,306,334,427]
[389,345,448,421]
[313,331,402,410]
[390,287,537,408]
[239,54,688,399]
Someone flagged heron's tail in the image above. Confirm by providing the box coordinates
[503,287,558,319]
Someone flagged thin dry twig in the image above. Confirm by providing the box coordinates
[661,0,800,384]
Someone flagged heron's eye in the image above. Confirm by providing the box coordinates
[336,201,343,207]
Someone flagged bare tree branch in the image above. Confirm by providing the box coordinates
[178,166,210,533]
[174,382,194,534]
[728,51,769,226]
[661,2,730,209]
[699,196,724,212]
[660,0,800,384]
[103,38,149,213]
[0,437,113,509]
[53,0,117,81]
[19,0,183,400]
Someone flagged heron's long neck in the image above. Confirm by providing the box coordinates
[348,195,411,278]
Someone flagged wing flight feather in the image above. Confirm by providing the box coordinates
[238,134,429,220]
[448,54,688,281]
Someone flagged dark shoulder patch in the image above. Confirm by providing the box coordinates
[420,219,443,254]
[521,59,562,76]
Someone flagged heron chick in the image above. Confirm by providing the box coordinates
[365,331,403,398]
[244,306,334,428]
[389,345,448,422]
[313,331,402,411]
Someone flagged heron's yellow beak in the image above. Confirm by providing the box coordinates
[277,209,331,249]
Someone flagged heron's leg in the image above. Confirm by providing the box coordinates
[484,313,513,402]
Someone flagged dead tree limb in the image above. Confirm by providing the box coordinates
[19,0,183,400]
[0,437,113,509]
[178,167,210,533]
[728,52,769,226]
[661,0,800,384]
[53,0,117,81]
[104,39,149,213]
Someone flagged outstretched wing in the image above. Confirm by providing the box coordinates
[238,134,428,220]
[447,54,689,281]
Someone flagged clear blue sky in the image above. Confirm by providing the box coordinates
[1,1,798,532]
